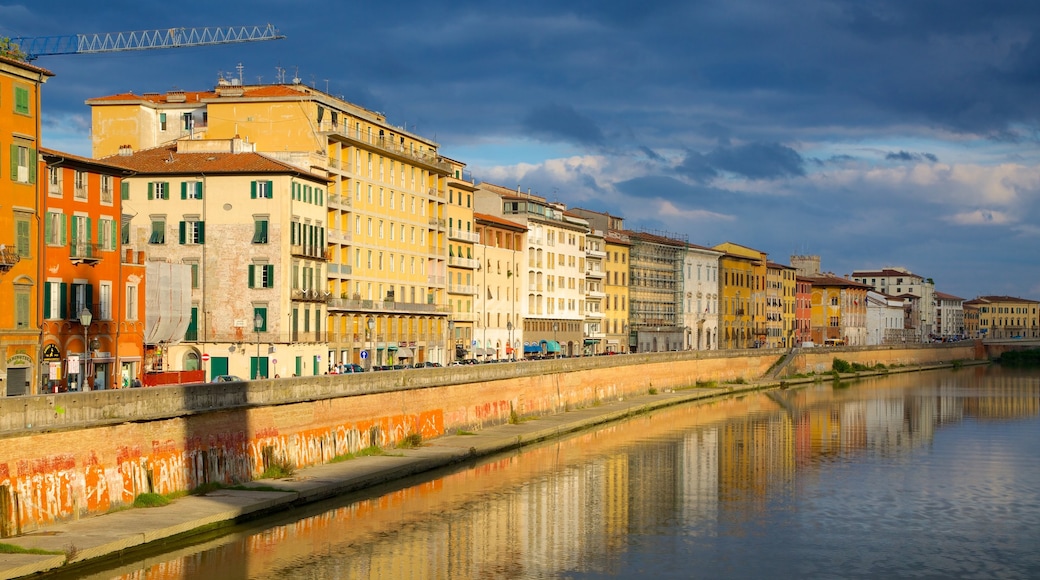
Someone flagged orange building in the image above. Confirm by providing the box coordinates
[39,149,146,392]
[0,55,52,395]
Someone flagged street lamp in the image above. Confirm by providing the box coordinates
[253,312,264,379]
[447,320,455,365]
[79,307,92,391]
[506,320,514,361]
[367,318,376,370]
[553,322,559,359]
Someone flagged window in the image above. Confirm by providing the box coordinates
[48,167,62,196]
[70,215,91,257]
[185,260,200,289]
[45,212,66,246]
[97,217,117,251]
[14,85,30,115]
[15,215,30,257]
[70,282,93,319]
[181,181,203,199]
[253,306,268,331]
[251,180,273,199]
[159,112,167,131]
[249,263,274,288]
[10,144,36,184]
[149,218,166,244]
[121,214,132,245]
[100,175,114,203]
[15,289,30,329]
[253,218,269,244]
[44,281,67,320]
[121,182,129,200]
[182,112,193,130]
[99,282,112,320]
[126,282,138,320]
[179,219,205,244]
[148,181,170,200]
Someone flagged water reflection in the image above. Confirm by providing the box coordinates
[83,366,1040,579]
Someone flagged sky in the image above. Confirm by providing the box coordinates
[5,0,1040,300]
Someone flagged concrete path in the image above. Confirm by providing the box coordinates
[0,384,747,579]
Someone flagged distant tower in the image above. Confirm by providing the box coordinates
[790,255,821,276]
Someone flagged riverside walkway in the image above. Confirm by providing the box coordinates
[0,382,754,580]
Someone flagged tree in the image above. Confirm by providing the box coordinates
[0,38,27,61]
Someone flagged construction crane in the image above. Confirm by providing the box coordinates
[11,24,284,61]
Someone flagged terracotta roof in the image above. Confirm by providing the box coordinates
[87,84,309,104]
[603,232,632,246]
[934,291,965,301]
[87,90,215,104]
[767,261,795,270]
[40,147,129,174]
[101,144,328,181]
[800,274,871,288]
[851,268,924,279]
[971,295,1039,304]
[474,212,527,231]
[623,230,686,247]
[0,54,54,77]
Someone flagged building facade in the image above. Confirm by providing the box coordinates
[627,231,687,353]
[715,242,768,350]
[39,149,146,392]
[682,244,722,350]
[474,213,526,360]
[851,267,936,342]
[801,274,869,346]
[934,291,965,339]
[965,295,1040,340]
[0,55,51,395]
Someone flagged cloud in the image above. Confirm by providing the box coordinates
[886,150,939,162]
[944,209,1015,225]
[676,142,805,183]
[521,103,604,146]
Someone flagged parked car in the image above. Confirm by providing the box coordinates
[211,375,245,383]
[342,363,364,373]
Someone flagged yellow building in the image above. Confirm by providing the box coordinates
[603,232,632,353]
[766,262,797,348]
[89,80,453,366]
[474,213,526,360]
[800,274,869,345]
[965,295,1039,340]
[444,158,478,361]
[713,242,767,349]
[0,55,51,395]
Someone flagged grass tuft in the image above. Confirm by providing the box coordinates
[133,493,170,508]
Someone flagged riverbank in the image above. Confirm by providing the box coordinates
[0,360,983,579]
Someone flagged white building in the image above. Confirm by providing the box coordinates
[865,291,907,345]
[934,291,965,339]
[474,213,527,360]
[851,267,936,342]
[682,244,722,350]
[583,227,607,355]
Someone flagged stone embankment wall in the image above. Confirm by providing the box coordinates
[0,344,977,536]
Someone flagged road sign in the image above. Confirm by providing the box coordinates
[201,353,211,362]
[360,350,368,359]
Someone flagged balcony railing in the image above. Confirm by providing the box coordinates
[448,228,480,243]
[328,230,352,245]
[447,283,477,295]
[0,246,20,272]
[429,217,446,230]
[326,298,450,315]
[428,275,445,286]
[292,288,330,303]
[448,256,479,269]
[328,193,351,208]
[319,122,453,173]
[290,244,329,261]
[70,242,102,264]
[585,268,605,278]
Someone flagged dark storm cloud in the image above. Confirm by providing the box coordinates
[886,151,939,162]
[676,143,805,183]
[521,103,605,146]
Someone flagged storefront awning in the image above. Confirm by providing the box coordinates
[523,345,541,354]
[546,341,561,353]
[395,347,413,358]
[473,348,485,356]
[583,338,600,344]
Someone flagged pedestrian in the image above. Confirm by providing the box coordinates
[94,375,104,391]
[132,377,142,388]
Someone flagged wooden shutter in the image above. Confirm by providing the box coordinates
[250,181,257,199]
[248,265,255,288]
[148,182,154,200]
[181,182,188,199]
[179,221,186,244]
[121,182,129,200]
[198,222,205,244]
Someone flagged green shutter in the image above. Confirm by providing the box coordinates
[71,217,78,247]
[186,307,198,341]
[148,182,154,200]
[44,283,52,319]
[248,265,255,288]
[16,219,29,256]
[121,181,129,200]
[250,181,257,199]
[197,221,205,244]
[267,181,273,198]
[86,284,93,313]
[9,144,16,181]
[179,221,186,244]
[110,219,117,250]
[28,149,36,184]
[86,217,92,243]
[60,214,67,246]
[163,182,170,199]
[196,181,203,199]
[44,215,53,246]
[266,265,274,287]
[181,182,187,199]
[59,283,68,319]
[16,293,29,328]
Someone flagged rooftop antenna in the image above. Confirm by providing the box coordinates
[324,79,329,93]
[275,66,285,84]
[292,66,301,85]
[236,62,244,84]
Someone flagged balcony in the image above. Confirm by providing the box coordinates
[326,297,450,315]
[447,283,477,295]
[448,256,479,269]
[319,122,453,173]
[290,245,328,261]
[429,217,446,231]
[292,288,330,303]
[0,246,20,273]
[328,229,352,245]
[586,247,607,258]
[328,263,352,276]
[428,275,445,286]
[328,193,351,209]
[584,311,606,320]
[586,289,606,299]
[70,242,102,265]
[585,268,605,279]
[448,228,480,243]
[450,312,477,322]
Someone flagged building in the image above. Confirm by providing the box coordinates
[963,301,980,339]
[582,226,607,355]
[850,267,936,342]
[476,184,587,357]
[715,242,768,349]
[570,208,631,354]
[474,213,526,360]
[682,244,722,350]
[445,159,478,362]
[934,291,965,340]
[865,291,908,345]
[0,55,51,395]
[800,274,870,346]
[765,262,797,348]
[965,295,1040,340]
[627,231,687,353]
[39,148,146,392]
[107,138,330,380]
[88,79,454,367]
[794,276,812,346]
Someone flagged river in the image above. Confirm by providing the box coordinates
[67,365,1040,579]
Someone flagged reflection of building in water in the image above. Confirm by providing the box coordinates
[677,428,719,529]
[962,375,1040,420]
[718,413,795,504]
[628,441,682,533]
